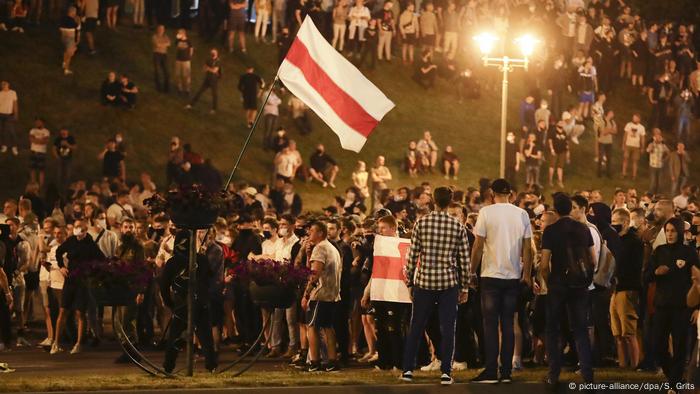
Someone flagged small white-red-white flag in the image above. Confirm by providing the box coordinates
[370,235,412,303]
[278,17,395,152]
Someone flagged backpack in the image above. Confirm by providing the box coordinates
[592,227,616,289]
[563,230,594,289]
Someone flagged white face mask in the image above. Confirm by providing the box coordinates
[73,228,84,237]
[96,219,107,229]
[215,233,232,246]
[278,227,288,237]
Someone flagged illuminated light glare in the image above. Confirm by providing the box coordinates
[473,33,498,55]
[515,34,539,57]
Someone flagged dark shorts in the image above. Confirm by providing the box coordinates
[306,300,336,328]
[422,34,435,46]
[403,33,417,45]
[84,17,98,32]
[242,95,257,110]
[579,91,595,103]
[30,151,47,170]
[229,10,246,32]
[62,280,88,312]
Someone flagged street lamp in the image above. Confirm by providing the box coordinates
[474,33,539,179]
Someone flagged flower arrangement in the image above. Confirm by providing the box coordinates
[144,184,228,229]
[229,258,312,289]
[73,257,154,306]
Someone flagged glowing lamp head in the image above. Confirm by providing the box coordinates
[515,34,539,57]
[474,33,498,55]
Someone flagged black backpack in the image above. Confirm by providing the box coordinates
[562,230,594,289]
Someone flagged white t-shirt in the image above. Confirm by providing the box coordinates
[275,151,299,178]
[673,194,689,210]
[349,6,370,29]
[473,203,533,280]
[262,238,279,256]
[309,239,342,302]
[585,221,601,290]
[274,234,299,262]
[29,127,51,153]
[623,122,646,148]
[107,203,134,226]
[0,89,17,115]
[48,242,65,290]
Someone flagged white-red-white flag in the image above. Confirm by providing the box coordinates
[278,17,395,152]
[370,235,412,303]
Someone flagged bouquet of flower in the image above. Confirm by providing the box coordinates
[144,184,228,229]
[229,258,312,289]
[74,257,154,305]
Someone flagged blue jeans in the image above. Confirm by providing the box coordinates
[480,277,519,376]
[402,286,458,374]
[677,115,690,144]
[546,286,593,383]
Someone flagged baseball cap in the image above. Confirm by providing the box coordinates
[243,187,257,197]
[490,178,511,195]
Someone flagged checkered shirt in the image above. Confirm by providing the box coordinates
[405,211,470,291]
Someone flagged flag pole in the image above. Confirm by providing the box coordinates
[223,75,280,190]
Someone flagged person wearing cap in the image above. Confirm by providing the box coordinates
[242,187,264,222]
[469,179,533,384]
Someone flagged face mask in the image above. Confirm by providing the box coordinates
[263,230,272,240]
[294,228,307,238]
[691,225,700,236]
[611,224,623,233]
[215,233,232,246]
[278,227,288,237]
[73,211,83,219]
[73,228,83,237]
[96,219,107,229]
[507,135,516,143]
[122,232,135,242]
[394,195,404,202]
[115,136,123,143]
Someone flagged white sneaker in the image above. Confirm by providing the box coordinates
[16,337,30,347]
[0,23,7,31]
[11,146,18,156]
[38,338,53,347]
[571,136,579,145]
[0,145,6,153]
[452,361,468,371]
[367,352,379,363]
[64,69,73,76]
[420,358,441,372]
[70,344,81,354]
[50,343,63,354]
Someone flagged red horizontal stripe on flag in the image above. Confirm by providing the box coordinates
[372,256,407,280]
[285,38,378,138]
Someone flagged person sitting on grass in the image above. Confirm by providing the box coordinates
[118,75,139,109]
[308,144,339,189]
[100,72,120,106]
[413,49,437,89]
[442,145,459,180]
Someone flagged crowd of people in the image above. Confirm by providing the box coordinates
[1,0,700,392]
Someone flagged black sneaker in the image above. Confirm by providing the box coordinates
[471,369,499,384]
[305,362,321,372]
[500,372,512,383]
[441,373,454,385]
[543,376,559,392]
[400,371,413,382]
[325,362,341,373]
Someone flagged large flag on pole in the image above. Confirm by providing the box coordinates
[278,17,395,152]
[370,235,412,303]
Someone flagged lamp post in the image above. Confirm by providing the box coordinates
[473,33,539,179]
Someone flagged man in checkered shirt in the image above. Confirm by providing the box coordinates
[400,186,470,386]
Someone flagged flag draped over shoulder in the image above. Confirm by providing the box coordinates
[278,17,395,153]
[370,235,412,303]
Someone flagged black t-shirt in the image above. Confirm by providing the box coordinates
[175,38,193,61]
[238,73,263,98]
[102,150,124,177]
[60,16,79,30]
[548,128,568,154]
[542,216,594,287]
[376,10,394,31]
[650,243,700,307]
[615,229,643,291]
[524,142,541,166]
[365,25,378,44]
[54,135,76,159]
[205,57,222,79]
[310,152,336,172]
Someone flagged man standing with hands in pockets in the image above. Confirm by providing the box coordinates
[400,186,470,386]
[469,179,533,384]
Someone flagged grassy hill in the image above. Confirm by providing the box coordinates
[0,24,693,209]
